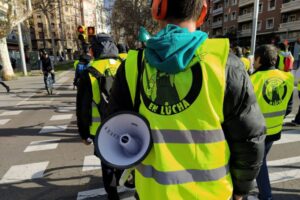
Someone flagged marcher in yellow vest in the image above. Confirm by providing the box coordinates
[292,80,300,125]
[105,1,265,199]
[234,46,251,74]
[117,43,128,61]
[276,43,294,71]
[250,45,294,200]
[76,33,123,200]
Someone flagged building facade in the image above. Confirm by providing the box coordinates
[202,0,300,47]
[30,0,83,59]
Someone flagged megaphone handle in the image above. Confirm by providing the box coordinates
[119,168,134,186]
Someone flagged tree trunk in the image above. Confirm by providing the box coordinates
[0,37,15,80]
[45,12,57,63]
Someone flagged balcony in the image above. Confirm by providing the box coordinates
[238,12,253,23]
[212,0,222,3]
[279,20,300,31]
[239,0,254,7]
[281,0,300,13]
[212,7,223,16]
[240,29,252,37]
[212,21,223,28]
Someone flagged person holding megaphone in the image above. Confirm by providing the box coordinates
[100,0,265,199]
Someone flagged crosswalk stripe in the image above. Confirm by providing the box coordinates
[0,119,10,125]
[39,125,68,134]
[57,107,76,113]
[24,139,61,152]
[77,187,134,200]
[274,130,300,145]
[270,169,300,184]
[0,161,49,184]
[0,110,22,116]
[50,114,73,121]
[268,156,300,167]
[82,155,101,172]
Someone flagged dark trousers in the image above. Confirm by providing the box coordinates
[294,105,300,123]
[101,161,123,200]
[0,81,9,91]
[43,72,55,86]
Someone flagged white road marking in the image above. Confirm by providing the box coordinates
[39,125,68,134]
[16,93,36,106]
[270,169,300,184]
[18,100,53,105]
[82,155,101,172]
[50,114,73,121]
[283,114,295,123]
[77,187,132,200]
[0,110,22,116]
[0,119,10,125]
[274,130,300,145]
[0,161,49,184]
[268,156,300,167]
[24,139,61,152]
[57,106,76,113]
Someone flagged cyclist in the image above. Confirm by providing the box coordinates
[40,51,55,87]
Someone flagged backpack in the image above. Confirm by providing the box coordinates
[76,62,89,75]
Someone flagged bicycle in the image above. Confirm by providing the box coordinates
[45,73,54,95]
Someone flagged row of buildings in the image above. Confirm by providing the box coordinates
[6,0,109,62]
[202,0,300,47]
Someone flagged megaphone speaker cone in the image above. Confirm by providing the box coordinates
[95,112,152,169]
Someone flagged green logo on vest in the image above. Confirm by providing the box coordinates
[141,63,202,115]
[262,78,287,106]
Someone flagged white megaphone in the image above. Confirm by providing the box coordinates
[95,112,152,186]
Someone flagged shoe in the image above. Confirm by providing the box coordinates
[291,120,300,126]
[6,87,10,93]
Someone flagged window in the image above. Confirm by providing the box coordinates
[37,23,43,28]
[52,32,56,37]
[242,24,249,30]
[38,32,44,39]
[288,15,296,22]
[224,28,227,33]
[224,0,229,8]
[231,12,236,20]
[268,0,276,11]
[224,14,228,22]
[259,3,263,13]
[231,0,237,6]
[37,15,42,19]
[257,20,262,30]
[51,23,55,28]
[266,18,274,29]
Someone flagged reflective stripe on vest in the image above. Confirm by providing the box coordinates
[88,59,121,136]
[298,81,300,91]
[124,39,232,200]
[250,70,294,136]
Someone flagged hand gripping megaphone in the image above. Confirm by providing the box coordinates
[94,112,152,186]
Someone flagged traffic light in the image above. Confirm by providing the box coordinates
[77,25,87,43]
[87,26,96,43]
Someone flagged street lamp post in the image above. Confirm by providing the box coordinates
[250,0,260,55]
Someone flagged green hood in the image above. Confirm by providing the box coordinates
[145,24,208,74]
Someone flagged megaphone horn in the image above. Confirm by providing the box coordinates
[95,112,153,169]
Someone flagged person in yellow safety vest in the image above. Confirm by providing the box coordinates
[292,80,300,125]
[276,42,294,71]
[104,0,265,199]
[117,43,128,61]
[250,44,294,200]
[76,33,123,200]
[233,46,251,74]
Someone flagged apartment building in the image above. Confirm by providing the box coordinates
[202,0,300,47]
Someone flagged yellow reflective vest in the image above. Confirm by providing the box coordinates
[74,60,79,69]
[241,57,250,72]
[124,39,232,199]
[298,81,300,91]
[119,53,128,60]
[250,69,294,136]
[88,58,121,136]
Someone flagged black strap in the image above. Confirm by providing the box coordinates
[87,66,102,79]
[133,49,144,112]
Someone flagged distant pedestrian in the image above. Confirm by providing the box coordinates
[233,46,251,74]
[276,42,294,72]
[251,44,294,200]
[293,37,300,70]
[0,64,10,93]
[40,51,55,87]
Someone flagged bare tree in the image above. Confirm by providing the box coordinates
[0,0,32,80]
[110,0,158,48]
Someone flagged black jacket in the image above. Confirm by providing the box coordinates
[103,53,265,195]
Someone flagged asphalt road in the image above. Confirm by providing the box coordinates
[0,70,299,200]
